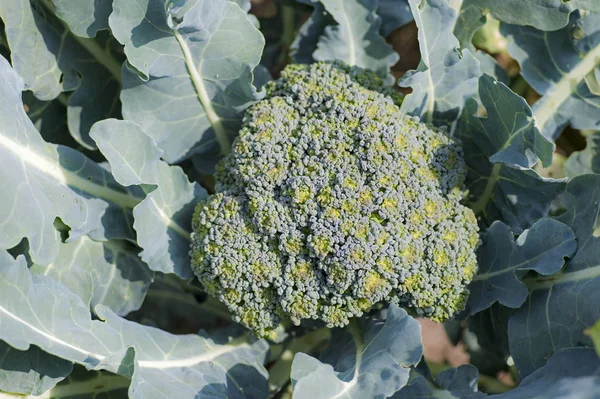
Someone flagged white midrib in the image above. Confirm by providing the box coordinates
[414,6,435,124]
[174,31,231,155]
[0,133,140,209]
[330,322,363,398]
[0,301,246,370]
[525,264,600,290]
[339,2,356,66]
[533,41,600,132]
[472,242,571,281]
[147,196,192,241]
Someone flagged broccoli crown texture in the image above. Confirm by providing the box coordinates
[191,61,479,339]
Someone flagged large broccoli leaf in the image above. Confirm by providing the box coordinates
[502,12,600,140]
[29,237,154,317]
[493,348,600,398]
[0,250,269,398]
[398,0,480,127]
[463,219,576,316]
[565,134,600,177]
[291,305,422,398]
[312,0,398,82]
[0,57,141,264]
[0,0,122,149]
[109,0,264,168]
[460,0,599,31]
[90,120,207,278]
[457,74,565,233]
[0,341,73,396]
[508,175,600,376]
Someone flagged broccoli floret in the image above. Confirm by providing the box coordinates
[191,61,479,339]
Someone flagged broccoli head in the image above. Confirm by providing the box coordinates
[191,61,479,339]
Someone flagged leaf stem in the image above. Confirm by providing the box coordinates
[470,163,502,216]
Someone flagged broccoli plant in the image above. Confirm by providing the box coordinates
[1,0,600,398]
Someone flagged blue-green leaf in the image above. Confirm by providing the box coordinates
[0,57,140,265]
[378,0,412,36]
[0,342,73,396]
[30,237,154,317]
[312,0,399,82]
[393,365,484,398]
[291,305,422,398]
[50,0,112,38]
[109,0,265,166]
[0,0,122,149]
[565,134,600,177]
[90,120,207,278]
[461,0,599,31]
[398,0,480,126]
[0,251,269,398]
[291,1,331,64]
[463,219,576,316]
[457,75,564,233]
[509,175,600,376]
[502,12,600,140]
[493,348,600,398]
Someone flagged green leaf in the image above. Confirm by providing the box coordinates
[0,251,269,398]
[492,349,600,398]
[291,305,422,398]
[378,0,412,36]
[50,0,112,38]
[30,237,154,317]
[28,367,130,399]
[501,12,600,140]
[565,134,600,177]
[90,120,207,278]
[457,74,564,233]
[312,0,399,81]
[109,0,265,165]
[509,175,600,375]
[462,0,598,31]
[398,0,480,126]
[464,219,576,316]
[0,57,140,265]
[0,0,122,149]
[0,342,73,396]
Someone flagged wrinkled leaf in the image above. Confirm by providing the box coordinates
[30,237,153,317]
[50,0,112,38]
[313,0,398,82]
[398,0,480,126]
[457,74,564,233]
[464,219,576,316]
[291,305,422,398]
[0,342,73,396]
[291,1,332,64]
[509,175,600,375]
[502,12,600,140]
[493,348,600,398]
[0,0,122,149]
[462,0,598,31]
[0,250,269,398]
[34,366,131,399]
[91,120,207,278]
[565,133,600,177]
[109,0,265,167]
[378,0,413,37]
[0,57,140,265]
